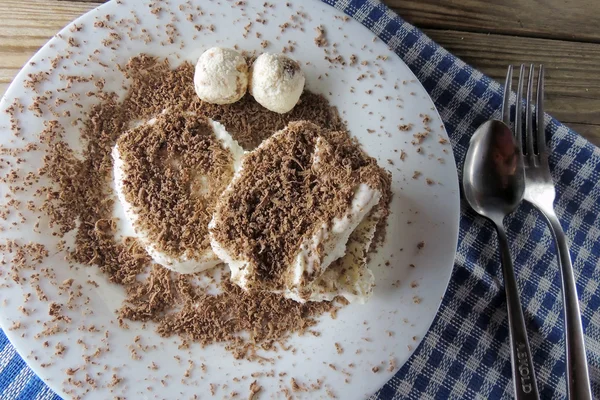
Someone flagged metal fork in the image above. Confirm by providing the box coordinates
[503,64,592,400]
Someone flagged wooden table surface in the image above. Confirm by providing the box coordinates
[1,0,599,146]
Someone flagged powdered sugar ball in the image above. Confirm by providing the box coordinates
[249,53,305,114]
[194,47,249,105]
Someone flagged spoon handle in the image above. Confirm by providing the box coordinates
[495,224,540,400]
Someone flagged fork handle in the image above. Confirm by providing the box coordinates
[541,209,592,400]
[495,223,540,400]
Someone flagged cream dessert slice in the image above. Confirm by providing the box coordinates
[209,121,390,302]
[287,205,383,304]
[113,111,244,274]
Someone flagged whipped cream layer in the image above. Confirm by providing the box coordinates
[283,191,383,303]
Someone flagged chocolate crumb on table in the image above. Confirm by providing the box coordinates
[349,54,357,66]
[248,380,262,400]
[412,131,428,145]
[290,377,304,392]
[314,25,327,47]
[334,342,343,354]
[325,386,337,398]
[388,358,396,372]
[9,321,22,331]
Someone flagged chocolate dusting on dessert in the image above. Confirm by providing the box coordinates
[36,54,360,357]
[116,113,233,259]
[210,121,390,291]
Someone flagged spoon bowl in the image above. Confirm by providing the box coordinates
[463,119,525,223]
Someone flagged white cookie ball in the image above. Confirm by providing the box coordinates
[249,53,305,114]
[194,47,249,105]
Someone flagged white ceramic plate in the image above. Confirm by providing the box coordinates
[0,0,459,398]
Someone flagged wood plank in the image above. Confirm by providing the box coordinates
[0,0,102,93]
[424,29,600,130]
[567,123,600,147]
[57,0,600,43]
[29,0,600,44]
[384,0,600,44]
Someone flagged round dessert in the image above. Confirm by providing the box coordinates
[209,121,391,303]
[249,53,305,114]
[113,110,245,274]
[194,47,249,105]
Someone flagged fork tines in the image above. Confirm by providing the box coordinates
[502,64,546,158]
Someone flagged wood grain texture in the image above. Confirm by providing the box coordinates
[0,0,598,145]
[425,29,600,141]
[384,0,600,43]
[568,123,600,147]
[0,0,102,94]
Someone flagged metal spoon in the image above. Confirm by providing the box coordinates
[463,119,540,400]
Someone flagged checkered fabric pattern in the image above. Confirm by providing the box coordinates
[2,0,600,399]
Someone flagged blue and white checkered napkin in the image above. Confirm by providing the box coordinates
[2,0,600,398]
